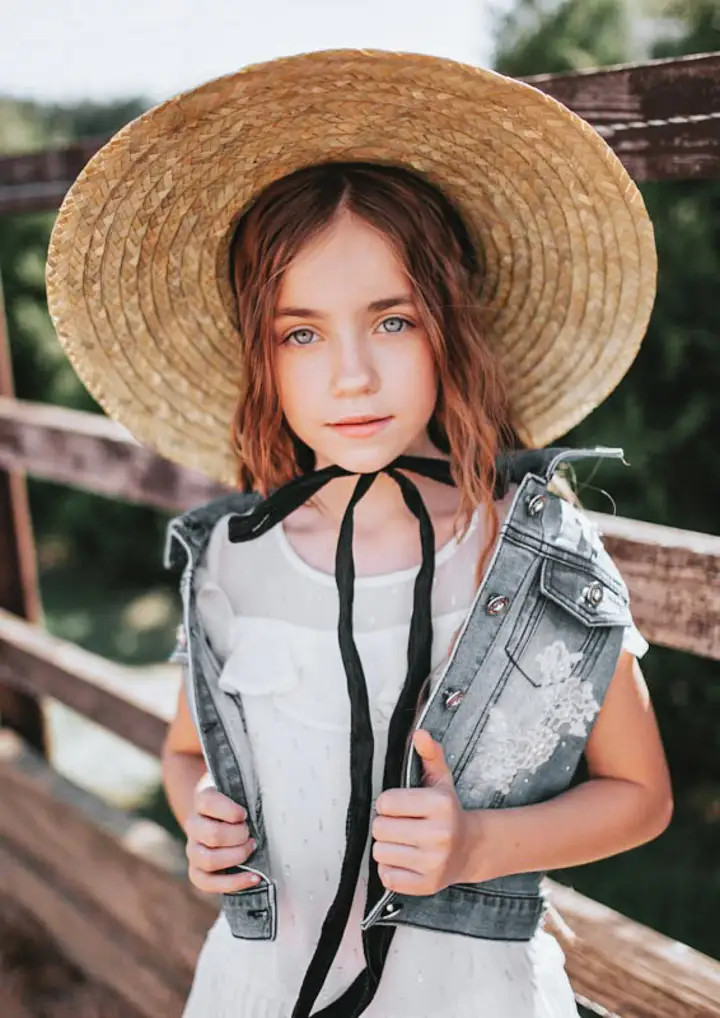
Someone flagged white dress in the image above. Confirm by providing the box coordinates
[183,504,647,1018]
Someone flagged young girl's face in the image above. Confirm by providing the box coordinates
[274,210,439,474]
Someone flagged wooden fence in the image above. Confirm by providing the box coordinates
[1,48,720,1018]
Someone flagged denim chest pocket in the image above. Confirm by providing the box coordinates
[505,556,633,687]
[453,555,631,808]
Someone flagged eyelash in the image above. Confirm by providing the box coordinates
[282,315,415,346]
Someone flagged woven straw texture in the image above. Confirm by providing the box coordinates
[46,49,657,487]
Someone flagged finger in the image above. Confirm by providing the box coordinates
[372,841,426,873]
[186,815,251,849]
[195,788,247,824]
[187,840,257,873]
[413,730,455,789]
[375,788,436,818]
[371,815,422,847]
[189,866,262,895]
[378,864,436,895]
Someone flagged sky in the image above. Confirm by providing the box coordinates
[0,0,505,105]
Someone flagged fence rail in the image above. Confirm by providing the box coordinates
[0,606,172,757]
[525,51,720,180]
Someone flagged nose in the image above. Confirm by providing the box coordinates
[331,333,379,398]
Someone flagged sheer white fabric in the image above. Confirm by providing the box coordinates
[182,504,646,1018]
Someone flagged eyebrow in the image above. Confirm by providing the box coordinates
[275,294,415,318]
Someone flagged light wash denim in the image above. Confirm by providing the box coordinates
[165,447,632,942]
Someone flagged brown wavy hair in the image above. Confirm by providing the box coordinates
[228,161,513,576]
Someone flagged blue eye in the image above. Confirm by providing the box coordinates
[285,328,317,346]
[379,316,412,334]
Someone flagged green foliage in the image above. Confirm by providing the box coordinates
[566,174,720,535]
[0,212,93,410]
[0,99,55,153]
[0,97,147,152]
[0,96,147,414]
[493,0,636,75]
[38,100,148,142]
[648,0,720,57]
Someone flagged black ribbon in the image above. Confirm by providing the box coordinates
[228,454,506,1017]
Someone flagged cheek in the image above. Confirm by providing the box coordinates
[392,336,438,417]
[275,351,324,434]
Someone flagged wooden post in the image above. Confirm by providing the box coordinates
[0,272,47,755]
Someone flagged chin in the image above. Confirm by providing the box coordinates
[322,439,409,475]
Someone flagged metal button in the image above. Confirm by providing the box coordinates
[486,594,510,616]
[526,494,547,518]
[384,903,403,919]
[444,689,465,710]
[584,582,604,607]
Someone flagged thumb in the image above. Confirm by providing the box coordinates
[413,729,455,790]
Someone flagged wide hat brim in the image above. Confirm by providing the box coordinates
[46,49,657,487]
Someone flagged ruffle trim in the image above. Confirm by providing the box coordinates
[198,579,466,732]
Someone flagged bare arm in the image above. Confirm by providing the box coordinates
[161,681,208,832]
[462,651,674,881]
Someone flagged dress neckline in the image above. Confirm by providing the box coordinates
[274,508,481,589]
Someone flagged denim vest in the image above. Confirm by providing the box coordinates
[165,446,633,943]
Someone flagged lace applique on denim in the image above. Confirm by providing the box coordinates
[535,640,584,684]
[470,641,598,795]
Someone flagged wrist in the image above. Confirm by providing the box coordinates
[456,807,508,885]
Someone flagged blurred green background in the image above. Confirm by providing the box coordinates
[1,0,719,969]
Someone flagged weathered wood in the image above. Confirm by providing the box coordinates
[528,51,720,181]
[528,52,720,126]
[0,729,214,1018]
[590,511,720,660]
[0,845,189,1018]
[0,279,47,755]
[0,396,226,512]
[546,879,720,1018]
[0,608,175,757]
[0,890,143,1018]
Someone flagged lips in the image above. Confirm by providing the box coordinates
[331,415,389,426]
[327,415,393,437]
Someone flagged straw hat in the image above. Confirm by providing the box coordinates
[46,49,657,487]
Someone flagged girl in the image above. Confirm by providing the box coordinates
[46,51,672,1018]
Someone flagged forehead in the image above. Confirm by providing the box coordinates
[278,212,408,307]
